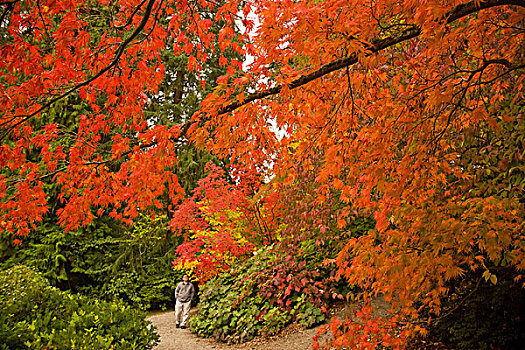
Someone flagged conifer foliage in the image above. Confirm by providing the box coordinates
[1,0,524,347]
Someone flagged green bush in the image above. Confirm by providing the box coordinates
[0,215,183,312]
[189,243,349,343]
[0,265,159,350]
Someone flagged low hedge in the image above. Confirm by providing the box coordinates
[0,265,159,350]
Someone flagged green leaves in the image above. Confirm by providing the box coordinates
[0,265,159,349]
[189,243,344,343]
[0,214,184,310]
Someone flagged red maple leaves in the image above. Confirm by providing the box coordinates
[170,162,278,281]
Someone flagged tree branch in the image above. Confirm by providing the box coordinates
[213,0,525,117]
[0,0,157,141]
[3,0,523,181]
[0,0,18,26]
[113,0,149,30]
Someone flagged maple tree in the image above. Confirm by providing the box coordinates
[1,0,237,310]
[0,0,246,236]
[170,161,271,281]
[1,0,525,347]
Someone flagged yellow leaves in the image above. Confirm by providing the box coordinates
[172,259,200,277]
[491,274,498,285]
[482,270,498,285]
[193,203,246,241]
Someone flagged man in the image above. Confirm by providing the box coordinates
[174,274,194,329]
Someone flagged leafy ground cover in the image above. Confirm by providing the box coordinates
[189,243,351,344]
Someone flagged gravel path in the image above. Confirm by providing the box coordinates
[146,298,390,350]
[146,310,319,350]
[147,311,222,350]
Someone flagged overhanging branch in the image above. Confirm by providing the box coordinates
[213,0,525,116]
[0,0,157,141]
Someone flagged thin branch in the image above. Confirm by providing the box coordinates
[0,0,157,142]
[4,0,524,187]
[36,0,51,37]
[428,59,524,148]
[113,0,149,30]
[0,0,17,26]
[211,0,525,117]
[436,276,484,322]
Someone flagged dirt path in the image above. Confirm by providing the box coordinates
[146,298,390,350]
[146,311,319,350]
[147,311,222,350]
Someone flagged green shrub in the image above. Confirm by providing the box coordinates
[99,270,183,311]
[0,215,183,312]
[189,243,349,343]
[0,265,159,350]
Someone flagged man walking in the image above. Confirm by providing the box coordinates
[174,274,194,329]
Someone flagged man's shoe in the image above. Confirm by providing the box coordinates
[176,324,180,328]
[180,325,186,329]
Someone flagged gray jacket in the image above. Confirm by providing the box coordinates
[175,282,194,303]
